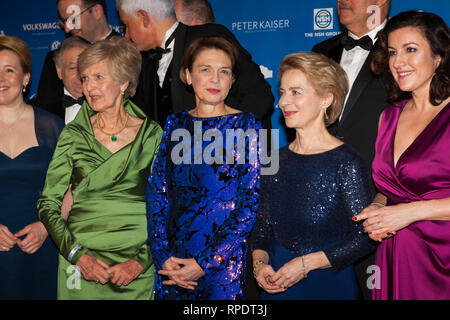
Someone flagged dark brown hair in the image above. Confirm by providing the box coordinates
[371,11,449,105]
[179,36,239,85]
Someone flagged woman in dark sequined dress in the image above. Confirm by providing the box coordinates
[252,52,376,300]
[146,36,261,300]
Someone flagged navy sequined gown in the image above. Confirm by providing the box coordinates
[146,111,261,300]
[252,144,376,300]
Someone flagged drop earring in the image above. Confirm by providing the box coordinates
[323,105,329,120]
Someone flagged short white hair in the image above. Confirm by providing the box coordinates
[116,0,176,19]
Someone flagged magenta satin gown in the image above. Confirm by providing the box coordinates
[372,99,450,300]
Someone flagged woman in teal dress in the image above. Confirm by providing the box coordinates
[38,36,162,300]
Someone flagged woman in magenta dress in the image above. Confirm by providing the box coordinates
[355,11,450,300]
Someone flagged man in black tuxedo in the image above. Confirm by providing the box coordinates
[116,0,274,128]
[174,0,215,26]
[52,36,90,123]
[312,0,391,300]
[31,0,120,117]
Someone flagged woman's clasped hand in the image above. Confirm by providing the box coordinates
[157,257,204,290]
[76,254,143,286]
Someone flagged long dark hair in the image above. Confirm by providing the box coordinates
[371,11,449,105]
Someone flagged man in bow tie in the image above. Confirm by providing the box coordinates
[174,0,215,26]
[116,0,274,128]
[312,0,391,300]
[31,0,121,119]
[54,37,90,124]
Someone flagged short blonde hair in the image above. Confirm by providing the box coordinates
[0,35,32,74]
[279,52,348,126]
[78,36,141,99]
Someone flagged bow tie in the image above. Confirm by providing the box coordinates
[144,47,171,61]
[143,31,175,61]
[341,34,373,51]
[62,94,84,109]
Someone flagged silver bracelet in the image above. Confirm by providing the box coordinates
[301,255,307,278]
[68,244,83,263]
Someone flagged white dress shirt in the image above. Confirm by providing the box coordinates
[157,22,179,88]
[339,20,387,121]
[64,88,82,124]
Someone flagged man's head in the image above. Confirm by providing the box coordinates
[174,0,215,26]
[117,0,177,51]
[57,0,109,43]
[337,0,390,37]
[54,36,91,98]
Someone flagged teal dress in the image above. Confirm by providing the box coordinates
[38,101,162,300]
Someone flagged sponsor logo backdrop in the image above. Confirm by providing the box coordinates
[1,0,449,147]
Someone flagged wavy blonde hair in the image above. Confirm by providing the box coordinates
[279,52,348,126]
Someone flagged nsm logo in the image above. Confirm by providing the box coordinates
[314,8,333,30]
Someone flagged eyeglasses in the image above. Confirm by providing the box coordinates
[58,3,96,29]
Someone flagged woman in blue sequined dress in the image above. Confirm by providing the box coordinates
[252,52,376,300]
[146,37,261,300]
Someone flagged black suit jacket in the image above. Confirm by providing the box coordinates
[312,32,389,166]
[132,23,274,127]
[30,30,121,119]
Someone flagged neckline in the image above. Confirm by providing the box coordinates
[392,100,450,170]
[0,146,42,160]
[185,110,243,120]
[0,106,39,160]
[84,101,146,155]
[285,142,345,157]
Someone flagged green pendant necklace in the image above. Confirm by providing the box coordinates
[96,112,129,142]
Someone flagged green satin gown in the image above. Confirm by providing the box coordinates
[38,100,162,300]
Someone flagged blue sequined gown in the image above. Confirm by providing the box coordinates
[252,144,376,300]
[146,111,261,300]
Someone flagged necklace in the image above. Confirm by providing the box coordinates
[96,112,129,141]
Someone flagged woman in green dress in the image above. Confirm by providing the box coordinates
[38,36,162,300]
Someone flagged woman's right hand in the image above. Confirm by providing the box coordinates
[160,257,198,290]
[0,224,17,252]
[254,263,286,294]
[76,254,111,284]
[356,203,396,242]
